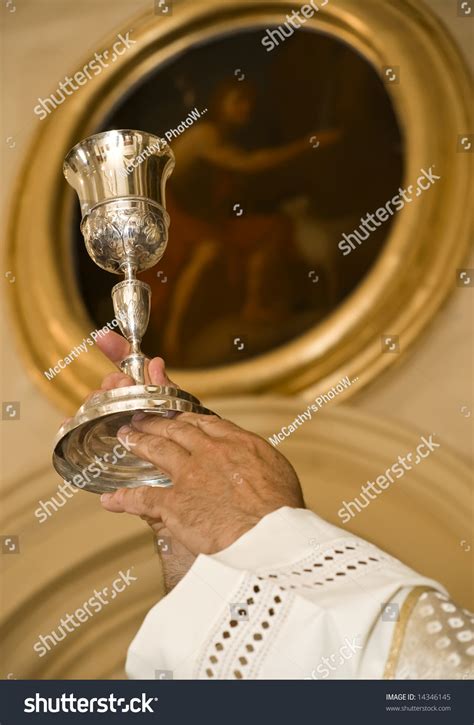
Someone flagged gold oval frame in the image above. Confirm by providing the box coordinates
[6,0,473,412]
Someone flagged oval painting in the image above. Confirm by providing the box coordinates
[73,26,403,368]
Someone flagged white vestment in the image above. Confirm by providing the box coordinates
[126,507,474,680]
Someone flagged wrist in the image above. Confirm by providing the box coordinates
[209,514,261,555]
[153,532,196,593]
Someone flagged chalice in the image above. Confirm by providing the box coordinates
[52,129,213,493]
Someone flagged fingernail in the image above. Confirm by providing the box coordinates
[132,412,146,422]
[100,493,112,503]
[117,425,132,437]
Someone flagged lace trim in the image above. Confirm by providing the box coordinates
[195,537,391,679]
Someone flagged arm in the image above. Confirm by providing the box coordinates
[199,126,340,174]
[94,333,469,680]
[124,507,447,680]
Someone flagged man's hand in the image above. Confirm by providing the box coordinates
[93,330,304,580]
[93,330,193,590]
[100,411,305,556]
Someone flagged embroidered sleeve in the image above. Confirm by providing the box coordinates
[385,587,474,680]
[126,507,447,680]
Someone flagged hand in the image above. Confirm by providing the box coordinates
[93,330,195,590]
[99,410,305,556]
[94,328,176,390]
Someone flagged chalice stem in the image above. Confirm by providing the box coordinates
[111,274,151,385]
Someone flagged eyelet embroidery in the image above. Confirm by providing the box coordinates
[197,538,391,679]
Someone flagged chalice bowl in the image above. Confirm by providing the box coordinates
[53,129,214,493]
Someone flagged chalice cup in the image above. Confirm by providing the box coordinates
[52,129,213,493]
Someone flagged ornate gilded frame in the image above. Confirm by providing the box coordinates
[6,0,473,412]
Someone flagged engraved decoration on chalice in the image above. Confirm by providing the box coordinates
[53,130,214,493]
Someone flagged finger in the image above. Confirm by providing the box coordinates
[101,372,134,390]
[96,330,177,387]
[177,412,240,439]
[82,389,104,405]
[95,330,152,382]
[117,425,189,477]
[148,356,178,388]
[100,485,170,517]
[100,487,191,555]
[81,374,133,413]
[130,415,209,453]
[95,330,130,365]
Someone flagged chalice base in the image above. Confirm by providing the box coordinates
[52,385,214,494]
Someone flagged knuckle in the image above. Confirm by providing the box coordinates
[164,420,181,435]
[178,412,197,422]
[232,428,260,448]
[202,414,221,424]
[148,437,166,457]
[141,418,166,436]
[133,487,146,506]
[135,486,154,509]
[113,488,128,507]
[202,436,220,452]
[195,414,221,427]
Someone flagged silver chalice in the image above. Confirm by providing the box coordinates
[53,129,213,494]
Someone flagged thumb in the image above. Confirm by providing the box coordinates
[95,329,130,365]
[96,330,178,387]
[148,356,179,388]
